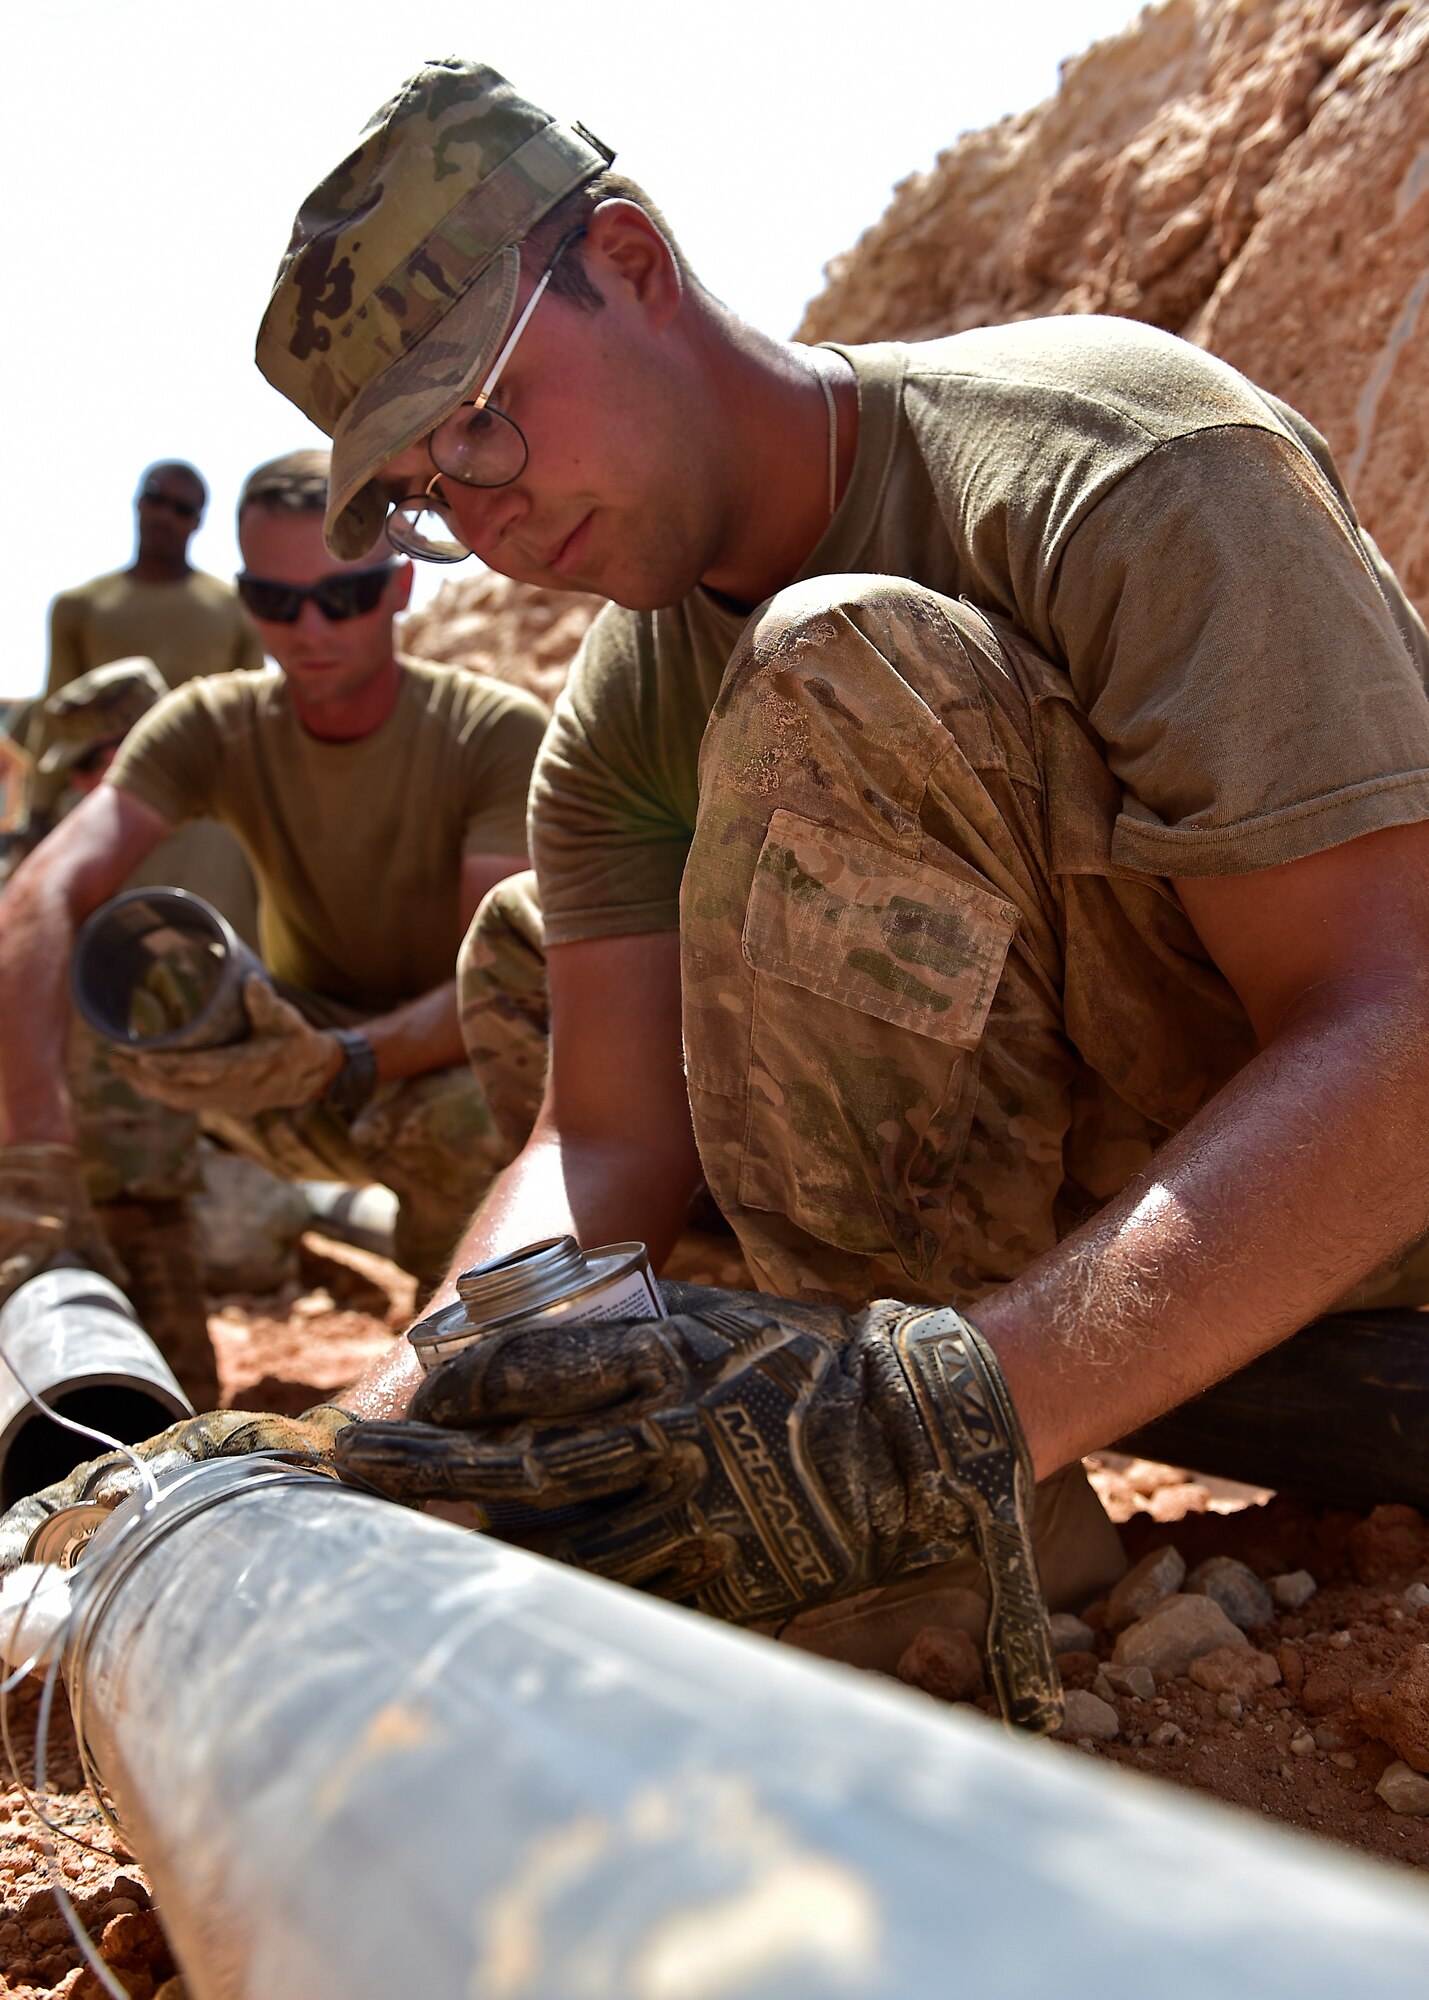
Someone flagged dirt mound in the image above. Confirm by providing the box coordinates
[399,570,599,712]
[800,0,1429,622]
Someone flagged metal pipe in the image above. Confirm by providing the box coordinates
[298,1182,398,1260]
[61,1458,1429,1999]
[71,886,267,1052]
[0,1267,191,1509]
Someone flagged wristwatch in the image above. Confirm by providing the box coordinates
[324,1029,379,1121]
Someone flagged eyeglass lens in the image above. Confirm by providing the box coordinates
[237,565,396,623]
[386,501,470,565]
[430,403,529,489]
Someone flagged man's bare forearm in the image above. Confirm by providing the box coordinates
[356,979,464,1081]
[0,792,169,1144]
[979,974,1429,1479]
[0,856,90,1141]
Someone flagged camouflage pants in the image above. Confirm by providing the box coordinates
[681,577,1266,1307]
[73,987,515,1293]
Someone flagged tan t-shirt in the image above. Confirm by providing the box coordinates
[46,569,265,696]
[531,318,1429,944]
[108,658,548,1009]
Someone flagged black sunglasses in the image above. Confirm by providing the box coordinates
[236,564,398,624]
[138,488,201,521]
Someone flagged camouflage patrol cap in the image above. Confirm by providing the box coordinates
[40,658,166,774]
[255,57,614,561]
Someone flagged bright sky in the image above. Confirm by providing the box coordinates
[7,0,1139,696]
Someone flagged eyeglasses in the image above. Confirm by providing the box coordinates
[138,488,201,521]
[387,227,587,564]
[236,563,398,624]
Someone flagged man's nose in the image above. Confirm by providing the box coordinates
[294,597,331,635]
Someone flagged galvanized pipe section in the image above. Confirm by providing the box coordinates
[68,1461,1429,2000]
[71,885,267,1052]
[0,1267,191,1508]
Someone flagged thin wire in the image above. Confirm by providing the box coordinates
[0,1345,161,1506]
[0,1573,132,2000]
[31,1643,131,2000]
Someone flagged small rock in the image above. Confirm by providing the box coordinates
[1268,1570,1318,1611]
[1107,1546,1186,1630]
[1331,1751,1358,1770]
[1091,1671,1115,1703]
[1216,1693,1243,1722]
[1354,1642,1429,1772]
[1147,1721,1187,1748]
[1056,1689,1120,1741]
[1376,1760,1429,1815]
[1049,1612,1096,1655]
[1114,1595,1247,1680]
[1290,1730,1315,1757]
[1404,1583,1429,1610]
[1331,1628,1353,1648]
[1186,1556,1274,1630]
[1101,1662,1156,1702]
[1189,1645,1281,1700]
[1279,1761,1296,1782]
[1313,1722,1357,1751]
[896,1626,986,1704]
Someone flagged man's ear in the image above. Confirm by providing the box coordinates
[583,198,684,329]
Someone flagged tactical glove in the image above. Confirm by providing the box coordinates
[336,1283,1061,1731]
[0,1403,354,1576]
[0,1142,127,1310]
[112,977,341,1116]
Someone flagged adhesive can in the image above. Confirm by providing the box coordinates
[409,1236,664,1374]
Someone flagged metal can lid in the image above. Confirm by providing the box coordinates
[25,1503,112,1570]
[455,1237,592,1323]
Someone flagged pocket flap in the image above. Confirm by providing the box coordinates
[742,811,1017,1050]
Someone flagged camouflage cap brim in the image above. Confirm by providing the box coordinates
[324,247,520,559]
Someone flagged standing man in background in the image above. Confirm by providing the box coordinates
[46,462,263,697]
[28,462,266,853]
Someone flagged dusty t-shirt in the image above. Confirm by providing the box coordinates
[46,570,265,696]
[108,658,547,1008]
[531,317,1429,943]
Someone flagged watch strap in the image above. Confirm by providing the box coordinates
[324,1029,378,1120]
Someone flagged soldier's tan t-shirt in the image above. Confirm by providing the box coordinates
[531,318,1429,943]
[46,570,265,696]
[107,658,547,1009]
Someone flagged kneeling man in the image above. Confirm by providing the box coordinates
[0,449,548,1320]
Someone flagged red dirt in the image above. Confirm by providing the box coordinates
[1,1242,1426,1995]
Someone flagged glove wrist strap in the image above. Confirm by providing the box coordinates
[889,1306,1062,1734]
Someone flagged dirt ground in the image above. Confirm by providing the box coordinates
[2,1234,1427,1994]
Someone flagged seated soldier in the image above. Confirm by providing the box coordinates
[0,449,549,1359]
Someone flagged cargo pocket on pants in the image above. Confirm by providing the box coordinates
[737,810,1018,1278]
